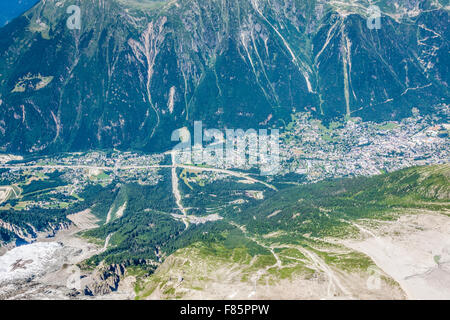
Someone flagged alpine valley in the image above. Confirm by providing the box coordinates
[0,0,449,300]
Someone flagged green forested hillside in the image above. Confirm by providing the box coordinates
[78,164,449,267]
[224,164,450,238]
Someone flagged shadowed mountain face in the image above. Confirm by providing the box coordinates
[0,0,448,154]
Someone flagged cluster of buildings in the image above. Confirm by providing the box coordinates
[280,112,449,182]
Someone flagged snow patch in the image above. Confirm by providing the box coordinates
[0,242,66,286]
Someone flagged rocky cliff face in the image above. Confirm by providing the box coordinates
[83,263,126,296]
[0,0,448,154]
[0,218,71,246]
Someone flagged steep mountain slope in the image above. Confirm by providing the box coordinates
[0,0,448,154]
